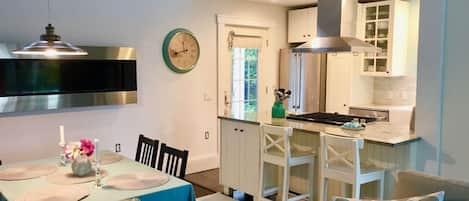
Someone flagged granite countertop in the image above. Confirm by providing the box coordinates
[218,113,420,146]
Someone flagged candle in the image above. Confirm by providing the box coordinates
[94,138,100,162]
[59,125,65,147]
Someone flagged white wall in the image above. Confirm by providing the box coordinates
[439,0,469,181]
[0,0,288,173]
[415,0,446,175]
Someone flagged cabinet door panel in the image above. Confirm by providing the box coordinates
[326,54,352,114]
[239,123,261,196]
[220,120,240,189]
[288,7,317,43]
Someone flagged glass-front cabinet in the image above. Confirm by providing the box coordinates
[357,0,409,77]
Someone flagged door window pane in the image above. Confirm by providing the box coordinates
[231,48,259,116]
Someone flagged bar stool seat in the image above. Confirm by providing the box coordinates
[259,124,316,201]
[319,133,385,201]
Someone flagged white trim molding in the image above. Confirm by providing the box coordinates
[217,15,274,29]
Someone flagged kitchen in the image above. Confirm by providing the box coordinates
[1,0,468,201]
[218,0,420,200]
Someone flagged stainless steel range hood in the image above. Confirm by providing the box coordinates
[293,0,381,53]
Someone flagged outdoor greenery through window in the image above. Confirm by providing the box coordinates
[231,48,258,116]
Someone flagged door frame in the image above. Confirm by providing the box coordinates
[216,15,273,166]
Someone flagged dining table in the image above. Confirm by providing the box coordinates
[0,152,196,201]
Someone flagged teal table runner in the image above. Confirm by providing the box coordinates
[0,155,196,201]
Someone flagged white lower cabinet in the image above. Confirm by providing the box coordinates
[220,119,260,197]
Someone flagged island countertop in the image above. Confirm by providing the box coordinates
[218,113,420,146]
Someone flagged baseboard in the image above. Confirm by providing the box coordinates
[187,153,219,174]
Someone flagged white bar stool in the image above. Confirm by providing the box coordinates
[259,124,316,201]
[319,133,385,201]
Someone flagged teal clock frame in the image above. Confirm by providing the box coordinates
[162,28,200,74]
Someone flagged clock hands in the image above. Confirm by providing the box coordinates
[172,41,189,56]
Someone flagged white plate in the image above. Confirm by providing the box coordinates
[341,125,365,131]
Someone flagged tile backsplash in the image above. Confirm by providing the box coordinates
[373,76,417,105]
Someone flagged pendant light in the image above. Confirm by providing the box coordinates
[13,0,87,56]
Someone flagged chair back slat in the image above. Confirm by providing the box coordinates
[261,124,293,159]
[157,143,189,179]
[320,133,364,176]
[135,134,159,168]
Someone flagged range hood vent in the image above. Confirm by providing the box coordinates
[293,0,381,53]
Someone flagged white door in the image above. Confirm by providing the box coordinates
[217,24,270,118]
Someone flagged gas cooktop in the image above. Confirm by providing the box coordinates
[287,112,377,126]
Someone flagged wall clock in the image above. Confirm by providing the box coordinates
[162,28,200,73]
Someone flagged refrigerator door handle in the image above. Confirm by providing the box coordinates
[298,53,303,111]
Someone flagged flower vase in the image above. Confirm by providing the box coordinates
[272,101,286,118]
[72,155,92,177]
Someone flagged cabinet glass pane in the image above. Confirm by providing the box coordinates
[364,59,375,72]
[365,22,376,39]
[378,5,390,19]
[377,21,389,38]
[366,40,376,57]
[377,40,388,56]
[366,7,377,20]
[376,59,387,72]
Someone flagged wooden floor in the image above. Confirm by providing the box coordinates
[185,168,224,197]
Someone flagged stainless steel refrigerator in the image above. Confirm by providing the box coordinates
[279,48,327,114]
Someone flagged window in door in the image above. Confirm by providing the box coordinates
[231,48,258,116]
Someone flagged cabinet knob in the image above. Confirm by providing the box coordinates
[303,34,306,37]
[307,34,311,37]
[386,71,390,74]
[234,128,238,131]
[344,104,347,107]
[240,129,244,133]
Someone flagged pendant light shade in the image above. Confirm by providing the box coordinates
[13,24,87,56]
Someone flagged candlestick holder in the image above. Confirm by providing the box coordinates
[95,161,103,188]
[59,143,67,166]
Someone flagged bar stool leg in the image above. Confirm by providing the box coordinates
[377,173,385,200]
[258,161,265,199]
[308,162,315,201]
[319,177,328,201]
[281,166,291,201]
[352,183,361,199]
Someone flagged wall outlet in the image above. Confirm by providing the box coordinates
[115,143,121,153]
[204,131,210,140]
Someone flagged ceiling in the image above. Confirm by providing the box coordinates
[246,0,317,7]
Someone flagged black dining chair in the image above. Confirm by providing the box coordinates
[135,134,159,168]
[157,143,189,179]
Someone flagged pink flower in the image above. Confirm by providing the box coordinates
[80,139,95,157]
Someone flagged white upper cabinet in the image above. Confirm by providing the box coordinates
[288,7,317,43]
[357,0,409,77]
[326,53,374,114]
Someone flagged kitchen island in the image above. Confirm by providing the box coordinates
[218,113,420,200]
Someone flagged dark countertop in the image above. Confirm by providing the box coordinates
[218,113,421,146]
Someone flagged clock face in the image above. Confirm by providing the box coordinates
[163,29,200,73]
